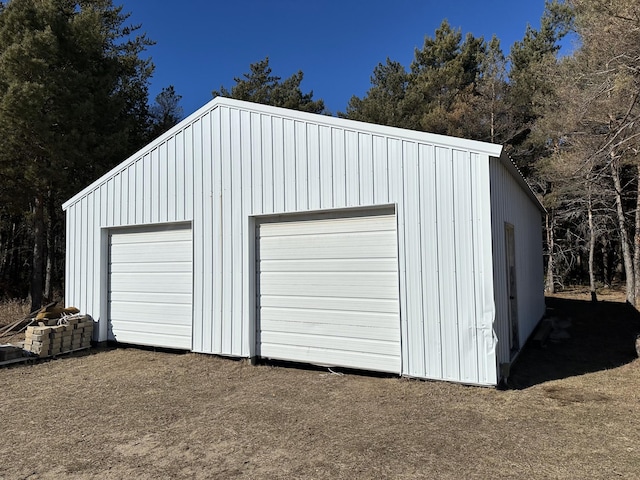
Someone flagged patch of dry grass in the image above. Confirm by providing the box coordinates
[0,299,30,345]
[1,293,639,479]
[0,298,29,328]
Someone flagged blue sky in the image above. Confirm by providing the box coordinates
[124,1,550,117]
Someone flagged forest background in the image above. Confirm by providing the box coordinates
[0,0,636,311]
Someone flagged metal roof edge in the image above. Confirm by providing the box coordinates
[496,151,546,214]
[215,97,504,157]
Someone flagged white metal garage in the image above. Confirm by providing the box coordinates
[108,224,193,350]
[256,209,401,373]
[63,97,546,386]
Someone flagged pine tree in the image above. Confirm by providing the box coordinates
[405,20,486,135]
[341,58,409,127]
[474,35,509,143]
[149,85,183,138]
[0,0,155,307]
[213,57,326,114]
[343,20,487,139]
[505,0,572,169]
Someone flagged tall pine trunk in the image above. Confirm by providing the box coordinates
[634,164,640,305]
[587,188,597,302]
[602,236,611,287]
[44,189,55,301]
[44,221,52,301]
[30,194,45,312]
[611,159,635,305]
[545,209,555,293]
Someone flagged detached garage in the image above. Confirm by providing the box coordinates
[63,97,545,386]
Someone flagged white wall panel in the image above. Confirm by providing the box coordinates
[212,107,223,354]
[284,119,297,211]
[345,130,359,207]
[202,112,214,353]
[307,123,321,210]
[435,146,459,381]
[359,133,374,205]
[192,117,204,352]
[418,144,442,379]
[319,125,333,208]
[332,128,346,207]
[373,135,388,204]
[452,149,477,384]
[402,141,424,378]
[240,110,253,355]
[63,97,541,386]
[260,115,274,213]
[272,117,285,213]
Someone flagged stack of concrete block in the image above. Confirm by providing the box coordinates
[23,315,93,357]
[23,326,52,356]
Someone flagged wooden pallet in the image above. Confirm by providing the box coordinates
[0,343,92,366]
[0,344,33,366]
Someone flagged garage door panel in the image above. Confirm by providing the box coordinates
[258,234,397,260]
[260,306,398,328]
[110,291,191,305]
[110,273,192,294]
[259,216,395,236]
[259,258,397,273]
[110,230,192,244]
[110,329,192,350]
[111,318,192,335]
[110,244,191,263]
[261,331,399,356]
[258,212,400,373]
[260,283,397,299]
[259,271,398,287]
[261,318,399,342]
[109,225,193,350]
[260,343,401,372]
[259,295,399,314]
[108,302,192,319]
[258,228,397,245]
[110,262,191,274]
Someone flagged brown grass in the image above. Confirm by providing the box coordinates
[0,298,29,328]
[1,292,639,479]
[0,298,30,345]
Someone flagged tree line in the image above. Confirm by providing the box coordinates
[0,0,182,310]
[0,0,637,309]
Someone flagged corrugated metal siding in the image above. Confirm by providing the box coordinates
[400,146,497,384]
[63,117,196,343]
[489,157,545,370]
[64,98,511,385]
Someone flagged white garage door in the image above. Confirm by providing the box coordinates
[257,211,401,373]
[109,225,193,350]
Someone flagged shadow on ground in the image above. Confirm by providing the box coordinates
[508,295,640,389]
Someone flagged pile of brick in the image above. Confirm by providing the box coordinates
[23,316,93,357]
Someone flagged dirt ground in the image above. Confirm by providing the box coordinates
[1,290,640,479]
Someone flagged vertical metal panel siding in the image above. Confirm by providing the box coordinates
[65,99,505,385]
[489,158,545,368]
[64,120,196,344]
[216,103,497,383]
